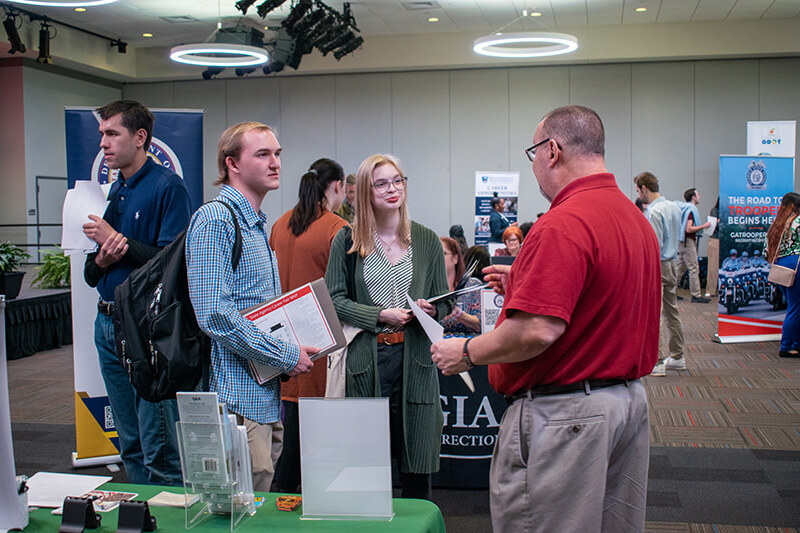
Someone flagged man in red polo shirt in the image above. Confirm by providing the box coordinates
[432,105,660,532]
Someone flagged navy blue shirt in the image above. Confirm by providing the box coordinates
[95,158,192,301]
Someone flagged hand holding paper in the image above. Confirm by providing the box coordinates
[60,180,109,251]
[406,295,475,393]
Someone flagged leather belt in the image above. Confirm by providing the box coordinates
[505,378,632,405]
[97,300,115,316]
[376,331,405,345]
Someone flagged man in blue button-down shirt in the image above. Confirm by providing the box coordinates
[83,100,191,485]
[186,122,314,492]
[635,171,686,377]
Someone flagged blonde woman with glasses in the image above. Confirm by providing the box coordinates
[325,154,450,500]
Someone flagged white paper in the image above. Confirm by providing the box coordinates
[60,180,109,251]
[707,216,718,237]
[406,295,475,393]
[27,472,111,508]
[176,392,222,426]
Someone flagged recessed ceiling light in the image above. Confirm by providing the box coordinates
[427,17,439,22]
[142,33,153,37]
[530,12,542,17]
[74,6,85,10]
[635,7,647,12]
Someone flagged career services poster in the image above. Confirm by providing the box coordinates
[474,171,519,253]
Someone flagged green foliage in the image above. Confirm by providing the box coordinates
[33,251,71,289]
[0,242,30,274]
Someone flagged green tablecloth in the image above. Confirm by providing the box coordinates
[26,483,446,533]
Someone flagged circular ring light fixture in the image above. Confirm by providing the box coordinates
[473,32,578,58]
[6,0,116,6]
[170,43,270,67]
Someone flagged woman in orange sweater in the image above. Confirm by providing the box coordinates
[269,158,348,492]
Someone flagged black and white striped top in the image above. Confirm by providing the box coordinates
[364,233,414,333]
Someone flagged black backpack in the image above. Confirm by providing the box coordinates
[113,200,242,402]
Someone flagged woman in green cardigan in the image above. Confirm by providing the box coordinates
[325,154,450,500]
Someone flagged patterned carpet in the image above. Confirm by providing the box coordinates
[6,291,800,532]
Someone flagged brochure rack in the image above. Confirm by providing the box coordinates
[176,420,255,532]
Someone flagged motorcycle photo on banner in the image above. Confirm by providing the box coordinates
[717,155,795,342]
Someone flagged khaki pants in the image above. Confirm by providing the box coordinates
[660,259,685,361]
[677,239,701,298]
[489,382,649,533]
[706,237,719,296]
[236,415,283,492]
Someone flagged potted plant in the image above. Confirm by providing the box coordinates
[0,241,30,300]
[32,251,71,289]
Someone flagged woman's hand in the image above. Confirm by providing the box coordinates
[379,308,412,327]
[415,298,436,317]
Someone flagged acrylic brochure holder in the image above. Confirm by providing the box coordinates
[299,398,394,521]
[176,420,255,531]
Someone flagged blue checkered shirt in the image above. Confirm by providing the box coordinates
[186,185,300,424]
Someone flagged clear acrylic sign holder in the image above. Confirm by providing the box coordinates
[176,421,255,531]
[299,398,394,521]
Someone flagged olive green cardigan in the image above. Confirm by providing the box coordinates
[325,221,451,474]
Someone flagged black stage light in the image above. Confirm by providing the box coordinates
[262,59,284,75]
[289,8,325,37]
[319,29,353,55]
[306,13,335,47]
[202,67,225,80]
[3,15,25,54]
[256,0,287,18]
[37,22,54,64]
[235,66,256,77]
[234,0,258,15]
[333,35,362,60]
[111,39,127,54]
[281,0,312,33]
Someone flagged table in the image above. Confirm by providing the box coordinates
[5,291,71,360]
[26,483,446,533]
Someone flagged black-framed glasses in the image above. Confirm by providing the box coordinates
[524,138,561,162]
[372,176,407,193]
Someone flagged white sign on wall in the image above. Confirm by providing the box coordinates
[747,120,796,157]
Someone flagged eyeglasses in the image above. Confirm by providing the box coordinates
[372,176,407,193]
[524,138,562,162]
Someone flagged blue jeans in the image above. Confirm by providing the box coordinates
[95,312,182,485]
[776,255,800,352]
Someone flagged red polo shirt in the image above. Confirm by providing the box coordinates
[488,173,661,396]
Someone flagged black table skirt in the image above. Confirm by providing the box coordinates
[5,291,72,360]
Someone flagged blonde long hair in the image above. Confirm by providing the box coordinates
[350,154,411,257]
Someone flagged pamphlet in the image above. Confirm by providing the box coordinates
[243,278,345,384]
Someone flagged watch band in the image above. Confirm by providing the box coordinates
[462,337,476,369]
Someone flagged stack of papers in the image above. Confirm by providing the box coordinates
[61,180,109,253]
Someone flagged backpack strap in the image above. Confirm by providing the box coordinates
[208,199,243,271]
[343,226,357,300]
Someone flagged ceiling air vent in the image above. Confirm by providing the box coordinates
[404,1,440,10]
[160,16,199,24]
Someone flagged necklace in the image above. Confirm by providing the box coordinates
[378,233,398,250]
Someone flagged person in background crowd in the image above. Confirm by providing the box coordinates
[764,192,800,358]
[432,105,659,532]
[449,224,469,256]
[464,245,491,282]
[677,188,712,303]
[269,158,348,493]
[440,237,482,335]
[186,122,314,492]
[494,226,523,257]
[83,100,191,486]
[336,174,356,223]
[635,171,686,377]
[519,221,534,239]
[706,196,720,297]
[325,154,450,500]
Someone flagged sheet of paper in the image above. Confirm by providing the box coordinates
[27,471,111,508]
[60,180,108,251]
[707,215,718,237]
[406,295,475,393]
[176,392,222,426]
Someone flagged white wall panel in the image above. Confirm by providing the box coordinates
[631,62,695,203]
[569,64,633,192]
[123,82,174,108]
[276,76,337,222]
[449,69,510,246]
[391,71,451,237]
[334,73,393,174]
[509,66,571,225]
[758,58,800,181]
